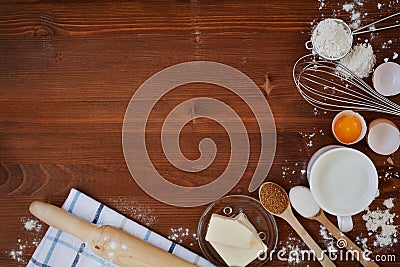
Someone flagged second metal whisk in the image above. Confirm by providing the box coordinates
[292,54,400,116]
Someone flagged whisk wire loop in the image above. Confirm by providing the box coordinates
[293,55,400,116]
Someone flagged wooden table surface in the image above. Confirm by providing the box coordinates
[1,0,399,266]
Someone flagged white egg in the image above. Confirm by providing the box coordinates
[367,119,400,155]
[373,62,400,96]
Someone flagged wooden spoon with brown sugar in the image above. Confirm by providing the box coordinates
[259,182,336,267]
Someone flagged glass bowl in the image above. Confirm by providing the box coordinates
[197,195,278,267]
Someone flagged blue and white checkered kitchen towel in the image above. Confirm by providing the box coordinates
[28,188,214,267]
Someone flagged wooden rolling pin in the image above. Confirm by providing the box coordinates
[29,201,196,267]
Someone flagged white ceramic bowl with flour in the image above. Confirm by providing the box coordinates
[307,146,378,232]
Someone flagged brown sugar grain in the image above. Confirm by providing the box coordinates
[259,182,289,215]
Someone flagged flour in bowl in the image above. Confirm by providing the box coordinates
[312,19,352,59]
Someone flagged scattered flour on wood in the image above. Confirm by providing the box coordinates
[168,227,197,246]
[299,127,325,148]
[281,161,307,185]
[282,165,290,178]
[22,218,42,232]
[7,218,43,263]
[379,166,399,181]
[355,235,371,251]
[362,198,398,247]
[319,225,336,252]
[9,239,26,263]
[318,0,326,10]
[299,132,316,148]
[113,197,157,227]
[383,198,395,209]
[342,3,354,12]
[319,225,332,241]
[8,234,41,263]
[340,0,367,30]
[313,107,327,116]
[278,235,307,264]
[381,39,393,49]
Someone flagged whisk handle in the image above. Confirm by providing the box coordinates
[305,41,313,50]
[353,24,400,35]
[353,11,400,35]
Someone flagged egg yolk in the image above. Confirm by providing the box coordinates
[334,115,362,143]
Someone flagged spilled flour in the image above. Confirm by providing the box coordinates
[362,198,398,247]
[383,198,395,209]
[112,197,157,227]
[313,107,328,116]
[280,161,307,185]
[168,227,197,247]
[299,127,325,148]
[355,235,371,251]
[22,218,42,232]
[7,218,42,264]
[9,239,26,263]
[380,166,400,181]
[278,235,307,264]
[319,225,335,252]
[339,43,375,78]
[299,132,316,148]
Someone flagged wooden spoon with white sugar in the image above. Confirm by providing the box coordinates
[289,186,379,267]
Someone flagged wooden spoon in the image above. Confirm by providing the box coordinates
[29,201,196,267]
[259,182,335,267]
[289,186,379,267]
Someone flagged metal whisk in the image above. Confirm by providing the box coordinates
[292,54,400,116]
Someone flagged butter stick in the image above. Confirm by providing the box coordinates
[206,213,268,267]
[205,214,253,249]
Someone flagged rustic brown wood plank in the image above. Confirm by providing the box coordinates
[1,0,400,266]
